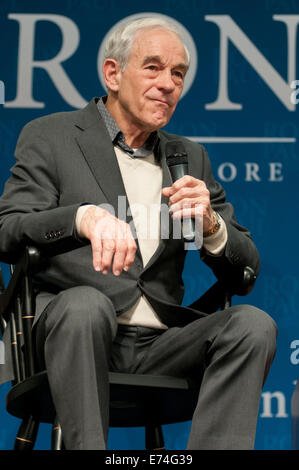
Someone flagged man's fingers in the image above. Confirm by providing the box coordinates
[123,232,137,271]
[171,205,204,222]
[91,238,103,272]
[112,226,137,275]
[167,175,198,197]
[111,238,128,275]
[100,238,116,274]
[161,186,173,197]
[169,184,209,205]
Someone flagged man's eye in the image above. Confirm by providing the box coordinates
[146,65,158,71]
[173,71,183,78]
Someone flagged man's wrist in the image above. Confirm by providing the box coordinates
[202,213,227,256]
[75,204,97,238]
[203,210,221,237]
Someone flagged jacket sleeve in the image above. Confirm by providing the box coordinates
[0,119,86,264]
[198,145,261,278]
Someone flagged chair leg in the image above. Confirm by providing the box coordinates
[14,416,39,450]
[51,416,64,450]
[145,424,165,450]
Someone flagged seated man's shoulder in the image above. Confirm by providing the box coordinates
[21,107,81,136]
[19,98,97,139]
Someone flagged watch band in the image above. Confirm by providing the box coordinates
[203,211,221,237]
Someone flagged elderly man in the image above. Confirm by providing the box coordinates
[0,17,276,450]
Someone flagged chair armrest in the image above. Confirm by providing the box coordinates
[222,265,257,296]
[188,266,257,314]
[0,245,43,378]
[0,246,42,323]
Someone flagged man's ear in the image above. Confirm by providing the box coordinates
[102,59,121,92]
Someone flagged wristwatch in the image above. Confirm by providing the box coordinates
[203,211,221,237]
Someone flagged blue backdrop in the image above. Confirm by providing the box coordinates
[0,0,298,450]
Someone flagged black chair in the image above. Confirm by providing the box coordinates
[0,246,256,450]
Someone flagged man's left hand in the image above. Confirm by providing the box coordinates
[162,175,215,234]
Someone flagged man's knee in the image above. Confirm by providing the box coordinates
[45,285,118,338]
[230,305,277,355]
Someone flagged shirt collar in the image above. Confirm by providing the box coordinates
[97,96,159,159]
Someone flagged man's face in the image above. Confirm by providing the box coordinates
[113,29,188,132]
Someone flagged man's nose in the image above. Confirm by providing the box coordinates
[156,69,176,92]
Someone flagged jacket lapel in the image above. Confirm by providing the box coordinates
[74,100,128,221]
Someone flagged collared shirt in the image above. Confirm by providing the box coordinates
[97,96,159,158]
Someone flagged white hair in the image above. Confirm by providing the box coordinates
[103,17,190,71]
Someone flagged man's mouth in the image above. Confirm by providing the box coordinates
[151,98,171,107]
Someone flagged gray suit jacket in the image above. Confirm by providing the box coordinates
[0,97,260,383]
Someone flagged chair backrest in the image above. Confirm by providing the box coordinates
[0,247,42,384]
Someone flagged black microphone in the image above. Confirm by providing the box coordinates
[165,141,195,242]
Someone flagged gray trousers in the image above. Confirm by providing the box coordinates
[34,285,277,450]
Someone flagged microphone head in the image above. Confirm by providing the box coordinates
[165,141,188,167]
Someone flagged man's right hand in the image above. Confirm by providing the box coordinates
[79,206,137,276]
